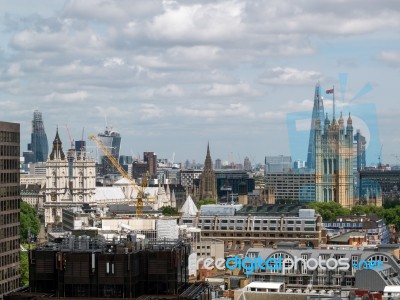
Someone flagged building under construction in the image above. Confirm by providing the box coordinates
[15,236,210,300]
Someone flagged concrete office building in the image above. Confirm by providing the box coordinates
[181,207,325,250]
[0,121,21,297]
[265,171,316,203]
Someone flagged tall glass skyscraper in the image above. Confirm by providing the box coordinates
[98,126,121,175]
[306,83,324,170]
[30,110,49,162]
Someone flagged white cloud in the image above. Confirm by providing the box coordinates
[258,67,322,85]
[202,83,259,97]
[148,1,244,42]
[45,91,89,103]
[177,102,251,118]
[139,103,162,120]
[377,51,400,66]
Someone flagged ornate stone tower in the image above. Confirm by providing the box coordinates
[44,129,96,226]
[199,143,217,200]
[44,129,69,225]
[315,112,354,208]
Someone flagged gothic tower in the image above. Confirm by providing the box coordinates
[315,111,354,208]
[307,83,324,170]
[44,129,69,225]
[44,129,96,226]
[199,143,217,200]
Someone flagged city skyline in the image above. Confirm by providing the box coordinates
[0,1,399,164]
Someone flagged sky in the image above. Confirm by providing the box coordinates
[0,0,400,166]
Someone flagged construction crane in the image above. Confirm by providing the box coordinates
[89,134,144,216]
[65,125,75,150]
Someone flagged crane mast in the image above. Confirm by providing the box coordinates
[89,134,144,216]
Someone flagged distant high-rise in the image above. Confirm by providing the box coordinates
[97,126,121,175]
[30,110,49,163]
[144,152,157,176]
[215,158,222,170]
[243,157,252,171]
[307,83,324,170]
[0,121,21,297]
[199,143,217,200]
[354,130,366,171]
[264,155,292,174]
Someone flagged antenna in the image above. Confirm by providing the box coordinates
[333,85,335,120]
[378,144,383,167]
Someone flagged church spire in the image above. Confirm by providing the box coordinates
[49,128,65,160]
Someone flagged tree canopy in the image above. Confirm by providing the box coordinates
[196,198,216,208]
[307,202,400,230]
[161,205,179,216]
[20,201,41,243]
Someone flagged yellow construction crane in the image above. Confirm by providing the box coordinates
[89,134,145,216]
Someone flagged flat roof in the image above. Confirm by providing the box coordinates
[384,286,400,293]
[245,282,284,289]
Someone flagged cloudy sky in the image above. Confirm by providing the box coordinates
[1,0,399,165]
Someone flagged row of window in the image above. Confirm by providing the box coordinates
[0,131,19,143]
[0,173,19,184]
[0,239,20,253]
[0,186,19,199]
[0,225,19,239]
[0,278,20,296]
[0,145,19,157]
[0,159,19,170]
[0,199,20,211]
[200,219,315,225]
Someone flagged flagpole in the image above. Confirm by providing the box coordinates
[333,85,335,120]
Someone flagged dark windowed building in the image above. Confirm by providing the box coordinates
[28,110,49,163]
[0,121,21,297]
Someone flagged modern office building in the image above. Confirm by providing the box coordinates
[180,169,202,189]
[0,121,21,297]
[24,236,211,299]
[306,83,324,170]
[143,152,157,176]
[215,170,255,201]
[243,157,252,171]
[215,158,222,170]
[264,155,292,174]
[97,126,121,175]
[181,206,325,250]
[354,130,366,171]
[24,110,49,163]
[359,169,400,202]
[265,171,316,203]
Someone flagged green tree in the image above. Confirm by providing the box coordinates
[20,251,29,287]
[20,201,41,243]
[161,206,179,216]
[307,202,350,222]
[196,198,216,208]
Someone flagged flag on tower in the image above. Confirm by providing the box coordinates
[326,88,334,94]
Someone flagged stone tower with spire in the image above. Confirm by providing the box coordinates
[44,129,96,226]
[199,143,217,200]
[315,109,354,208]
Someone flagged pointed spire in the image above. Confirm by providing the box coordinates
[171,189,176,208]
[49,128,65,160]
[347,112,353,126]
